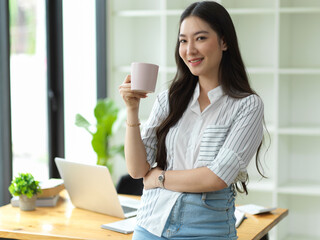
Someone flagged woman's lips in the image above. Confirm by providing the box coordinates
[188,58,203,66]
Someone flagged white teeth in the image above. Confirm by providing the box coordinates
[190,59,202,63]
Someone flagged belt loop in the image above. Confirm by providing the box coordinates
[201,192,206,201]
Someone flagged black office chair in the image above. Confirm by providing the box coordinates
[116,174,143,196]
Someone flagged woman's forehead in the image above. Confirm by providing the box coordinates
[180,16,214,36]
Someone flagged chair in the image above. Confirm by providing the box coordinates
[116,174,143,196]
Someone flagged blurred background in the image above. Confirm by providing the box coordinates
[1,0,320,239]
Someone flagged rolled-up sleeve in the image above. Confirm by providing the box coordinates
[207,94,264,186]
[141,91,169,167]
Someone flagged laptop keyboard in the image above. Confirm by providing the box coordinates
[122,205,137,214]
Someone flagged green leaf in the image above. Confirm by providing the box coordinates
[94,99,118,124]
[75,114,93,134]
[91,126,108,159]
[101,115,117,136]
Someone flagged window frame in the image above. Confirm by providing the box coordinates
[46,0,65,178]
[0,0,13,206]
[96,0,107,99]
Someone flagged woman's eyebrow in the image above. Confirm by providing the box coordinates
[179,31,209,37]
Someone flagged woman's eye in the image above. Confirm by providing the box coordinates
[179,39,186,43]
[197,36,206,41]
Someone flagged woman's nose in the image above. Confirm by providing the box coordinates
[187,42,197,55]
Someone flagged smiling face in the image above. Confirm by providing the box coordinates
[178,16,227,82]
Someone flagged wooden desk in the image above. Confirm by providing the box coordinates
[237,208,288,240]
[0,191,288,240]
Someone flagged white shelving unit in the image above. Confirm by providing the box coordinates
[107,1,320,239]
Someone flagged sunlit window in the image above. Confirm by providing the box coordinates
[63,0,97,165]
[10,0,48,181]
[9,0,98,181]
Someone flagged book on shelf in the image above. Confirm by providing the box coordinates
[11,194,60,207]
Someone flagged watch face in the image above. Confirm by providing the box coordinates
[158,171,165,188]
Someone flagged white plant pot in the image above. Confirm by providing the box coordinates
[19,195,37,211]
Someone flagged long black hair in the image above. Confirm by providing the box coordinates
[156,1,265,194]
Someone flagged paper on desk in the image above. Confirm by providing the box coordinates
[235,208,245,228]
[101,217,136,234]
[237,204,276,215]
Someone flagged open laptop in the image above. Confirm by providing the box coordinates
[55,157,140,218]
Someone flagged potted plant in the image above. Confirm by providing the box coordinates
[8,173,42,211]
[75,98,126,175]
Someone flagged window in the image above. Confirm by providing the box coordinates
[63,0,97,164]
[10,0,49,181]
[1,0,102,205]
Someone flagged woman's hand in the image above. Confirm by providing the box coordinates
[119,75,148,111]
[143,167,162,190]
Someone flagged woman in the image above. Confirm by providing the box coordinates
[119,1,264,239]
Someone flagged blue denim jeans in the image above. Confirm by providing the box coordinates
[132,186,237,240]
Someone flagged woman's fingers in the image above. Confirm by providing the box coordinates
[121,91,147,99]
[119,83,131,89]
[119,86,147,97]
[118,74,148,110]
[119,81,147,99]
[124,74,131,84]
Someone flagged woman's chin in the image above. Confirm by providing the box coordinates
[189,69,201,77]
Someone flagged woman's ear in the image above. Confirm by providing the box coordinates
[221,37,228,51]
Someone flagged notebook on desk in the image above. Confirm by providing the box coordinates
[55,157,140,218]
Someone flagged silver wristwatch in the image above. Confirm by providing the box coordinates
[158,170,166,189]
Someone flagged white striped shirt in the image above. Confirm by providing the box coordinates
[137,83,264,236]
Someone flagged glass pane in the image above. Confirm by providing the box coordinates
[63,1,97,165]
[10,0,48,181]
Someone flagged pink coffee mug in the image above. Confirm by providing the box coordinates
[131,62,159,93]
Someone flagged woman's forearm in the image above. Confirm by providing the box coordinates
[144,167,227,192]
[125,108,150,179]
[165,168,227,192]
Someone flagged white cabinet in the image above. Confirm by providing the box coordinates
[107,1,320,239]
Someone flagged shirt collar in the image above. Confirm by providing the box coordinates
[190,82,224,107]
[207,85,224,104]
[190,83,200,106]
